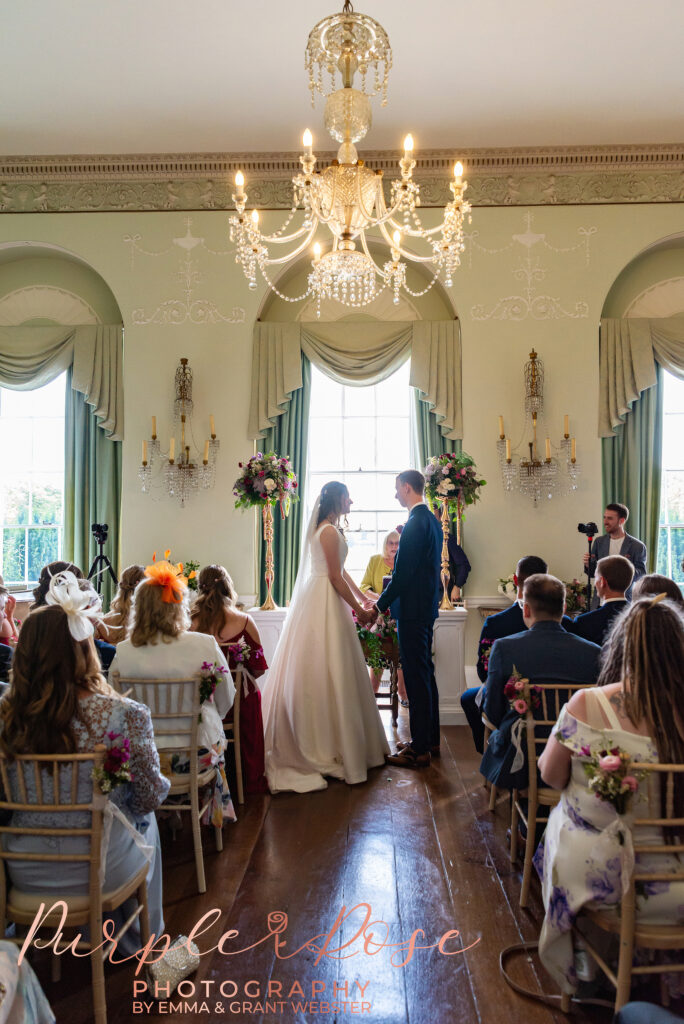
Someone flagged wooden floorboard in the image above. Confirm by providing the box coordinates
[26,713,663,1023]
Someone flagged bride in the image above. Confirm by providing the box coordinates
[262,481,390,793]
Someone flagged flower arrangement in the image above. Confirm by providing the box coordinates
[225,638,251,666]
[199,661,229,708]
[183,560,200,592]
[580,744,645,815]
[563,578,589,618]
[498,573,517,598]
[504,667,541,716]
[353,610,398,673]
[92,732,133,794]
[423,451,486,519]
[233,452,298,517]
[478,637,494,674]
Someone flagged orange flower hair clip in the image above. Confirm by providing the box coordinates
[144,558,188,604]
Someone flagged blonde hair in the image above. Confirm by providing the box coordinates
[109,565,146,621]
[129,578,191,647]
[382,531,400,559]
[192,565,238,636]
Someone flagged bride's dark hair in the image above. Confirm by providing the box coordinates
[316,481,348,527]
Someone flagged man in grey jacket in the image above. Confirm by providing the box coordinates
[583,502,646,599]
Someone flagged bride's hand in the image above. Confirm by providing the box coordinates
[356,606,374,625]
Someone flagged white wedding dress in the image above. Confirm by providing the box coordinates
[262,518,390,794]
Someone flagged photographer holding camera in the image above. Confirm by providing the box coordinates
[582,502,646,600]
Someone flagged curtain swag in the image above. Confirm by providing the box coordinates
[0,324,124,439]
[599,317,684,437]
[249,320,462,442]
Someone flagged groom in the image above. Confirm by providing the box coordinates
[374,470,443,768]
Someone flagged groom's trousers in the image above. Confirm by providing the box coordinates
[396,618,439,755]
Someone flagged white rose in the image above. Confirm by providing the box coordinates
[264,478,277,492]
[444,480,455,490]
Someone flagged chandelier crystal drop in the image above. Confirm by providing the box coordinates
[229,0,471,315]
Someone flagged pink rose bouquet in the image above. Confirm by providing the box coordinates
[581,744,646,814]
[233,452,298,517]
[503,666,541,716]
[423,451,486,520]
[92,731,133,794]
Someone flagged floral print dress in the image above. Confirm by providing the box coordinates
[535,689,684,994]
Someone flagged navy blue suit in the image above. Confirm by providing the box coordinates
[568,599,628,646]
[461,602,574,753]
[480,621,600,789]
[377,503,442,754]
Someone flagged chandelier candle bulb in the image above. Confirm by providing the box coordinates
[313,242,322,262]
[303,129,313,157]
[498,415,505,438]
[235,171,245,196]
[545,437,551,461]
[169,438,175,463]
[210,414,216,437]
[571,437,576,461]
[564,414,569,437]
[505,438,511,460]
[203,440,210,464]
[251,209,259,225]
[151,416,157,439]
[142,440,148,465]
[403,133,414,156]
[454,161,463,183]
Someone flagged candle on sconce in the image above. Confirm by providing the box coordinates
[563,414,569,437]
[210,415,216,438]
[151,416,157,439]
[203,440,210,463]
[142,440,148,464]
[545,437,551,461]
[505,438,511,460]
[169,438,175,462]
[498,415,504,438]
[571,437,576,461]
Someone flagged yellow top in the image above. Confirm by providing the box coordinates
[360,553,393,595]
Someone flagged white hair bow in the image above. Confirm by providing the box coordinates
[45,571,101,642]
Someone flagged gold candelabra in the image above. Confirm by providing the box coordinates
[261,504,276,611]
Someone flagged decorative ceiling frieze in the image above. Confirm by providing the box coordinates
[0,144,682,213]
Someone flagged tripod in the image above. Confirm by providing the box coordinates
[88,535,118,596]
[583,534,596,609]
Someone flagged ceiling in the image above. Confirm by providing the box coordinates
[3,0,683,157]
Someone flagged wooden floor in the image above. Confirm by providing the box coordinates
[30,711,666,1023]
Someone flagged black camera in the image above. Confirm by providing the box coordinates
[577,521,599,537]
[91,522,109,545]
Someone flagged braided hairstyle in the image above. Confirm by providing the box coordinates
[599,596,684,835]
[109,564,146,619]
[315,481,349,529]
[193,565,238,636]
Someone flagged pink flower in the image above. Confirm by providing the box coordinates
[622,775,639,792]
[580,745,592,757]
[514,680,524,692]
[598,754,622,772]
[513,699,528,714]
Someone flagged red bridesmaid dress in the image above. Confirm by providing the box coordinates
[219,617,269,795]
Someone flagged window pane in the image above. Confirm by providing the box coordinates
[28,528,59,583]
[344,472,378,511]
[1,480,29,526]
[309,418,343,470]
[376,361,409,415]
[670,528,684,583]
[377,418,409,468]
[31,476,64,526]
[2,528,26,584]
[0,421,32,474]
[663,375,684,415]
[32,419,65,472]
[309,368,342,417]
[343,383,372,418]
[343,417,376,469]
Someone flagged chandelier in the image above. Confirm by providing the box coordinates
[229,0,472,316]
[139,358,220,507]
[496,350,580,506]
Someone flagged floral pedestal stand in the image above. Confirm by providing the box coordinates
[439,495,463,611]
[260,502,277,611]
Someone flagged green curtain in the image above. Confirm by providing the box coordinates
[412,388,462,468]
[64,368,122,608]
[601,365,663,572]
[257,356,311,606]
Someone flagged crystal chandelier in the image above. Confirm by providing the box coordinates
[139,358,220,507]
[496,350,580,506]
[229,0,472,316]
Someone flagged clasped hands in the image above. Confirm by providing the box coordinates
[356,599,379,627]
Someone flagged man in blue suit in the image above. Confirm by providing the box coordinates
[568,554,632,645]
[376,470,443,768]
[480,574,600,790]
[462,554,573,753]
[584,503,646,599]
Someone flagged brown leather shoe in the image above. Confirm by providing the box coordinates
[396,740,440,757]
[385,747,431,768]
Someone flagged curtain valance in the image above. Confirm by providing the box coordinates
[599,317,684,437]
[249,319,462,441]
[0,324,124,439]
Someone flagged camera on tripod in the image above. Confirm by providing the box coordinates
[577,521,599,538]
[91,523,109,544]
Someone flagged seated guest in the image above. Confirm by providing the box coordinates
[0,643,11,685]
[359,533,408,702]
[191,565,268,794]
[0,578,169,953]
[462,554,548,753]
[432,506,471,601]
[480,574,600,790]
[632,572,684,606]
[111,560,236,824]
[0,586,15,645]
[30,561,115,672]
[568,554,632,645]
[535,596,684,998]
[100,564,146,644]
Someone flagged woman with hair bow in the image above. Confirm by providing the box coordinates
[0,571,170,952]
[110,559,236,824]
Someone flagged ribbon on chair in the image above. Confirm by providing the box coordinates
[93,791,155,888]
[510,716,526,775]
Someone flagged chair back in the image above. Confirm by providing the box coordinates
[110,671,203,782]
[523,682,595,804]
[0,746,107,927]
